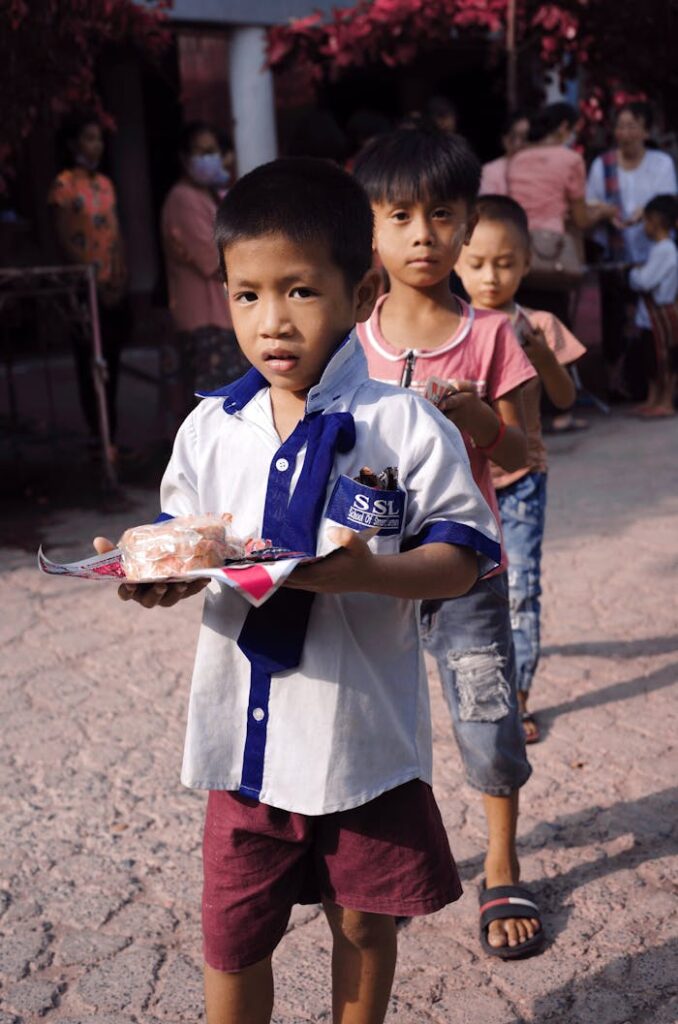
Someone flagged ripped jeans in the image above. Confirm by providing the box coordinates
[421,574,531,796]
[497,472,547,695]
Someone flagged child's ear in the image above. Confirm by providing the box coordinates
[354,267,382,323]
[521,248,532,279]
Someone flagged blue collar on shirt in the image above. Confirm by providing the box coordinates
[195,328,367,415]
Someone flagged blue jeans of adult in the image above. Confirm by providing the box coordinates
[496,472,548,696]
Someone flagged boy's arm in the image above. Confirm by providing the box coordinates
[522,327,576,409]
[439,384,528,473]
[284,528,478,599]
[629,248,666,295]
[289,397,500,598]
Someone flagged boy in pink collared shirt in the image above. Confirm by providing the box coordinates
[355,128,544,960]
[456,194,586,746]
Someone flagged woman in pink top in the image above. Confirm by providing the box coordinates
[161,122,249,422]
[480,111,530,196]
[505,103,616,323]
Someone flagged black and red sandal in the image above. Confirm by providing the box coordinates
[479,883,545,959]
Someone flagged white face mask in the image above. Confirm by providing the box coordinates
[75,153,99,172]
[188,152,230,187]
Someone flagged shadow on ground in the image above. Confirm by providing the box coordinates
[539,660,678,724]
[505,938,678,1023]
[543,635,678,659]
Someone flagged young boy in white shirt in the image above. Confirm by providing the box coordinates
[628,193,678,417]
[94,157,501,1024]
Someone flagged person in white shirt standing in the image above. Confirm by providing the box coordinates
[628,194,678,417]
[93,157,501,1024]
[587,102,677,397]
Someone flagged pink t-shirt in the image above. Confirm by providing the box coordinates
[492,307,586,490]
[357,296,537,572]
[504,145,586,234]
[480,156,509,196]
[161,181,232,332]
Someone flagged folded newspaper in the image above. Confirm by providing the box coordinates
[37,514,318,608]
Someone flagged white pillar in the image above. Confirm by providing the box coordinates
[229,26,278,175]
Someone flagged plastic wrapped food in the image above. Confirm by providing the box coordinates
[118,514,245,580]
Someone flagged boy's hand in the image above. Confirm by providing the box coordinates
[521,327,556,372]
[283,527,375,594]
[438,381,485,434]
[93,536,209,608]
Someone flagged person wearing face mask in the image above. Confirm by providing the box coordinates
[49,111,129,460]
[161,121,248,424]
[587,102,677,399]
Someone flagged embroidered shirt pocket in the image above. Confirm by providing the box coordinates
[325,475,406,545]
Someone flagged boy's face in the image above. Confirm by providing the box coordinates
[455,219,530,311]
[223,233,379,397]
[642,211,663,241]
[372,197,473,289]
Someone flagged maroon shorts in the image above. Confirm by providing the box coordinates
[202,779,462,972]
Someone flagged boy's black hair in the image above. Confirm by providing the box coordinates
[528,102,578,143]
[616,101,653,130]
[644,193,678,229]
[214,157,374,288]
[475,195,531,249]
[352,128,481,207]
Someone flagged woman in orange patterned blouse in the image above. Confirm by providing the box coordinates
[49,112,128,456]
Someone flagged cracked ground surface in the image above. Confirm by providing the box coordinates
[1,412,677,1024]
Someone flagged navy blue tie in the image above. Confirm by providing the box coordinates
[236,410,355,797]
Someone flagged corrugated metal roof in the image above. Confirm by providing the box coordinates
[168,0,344,27]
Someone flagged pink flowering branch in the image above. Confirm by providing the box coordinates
[0,0,171,179]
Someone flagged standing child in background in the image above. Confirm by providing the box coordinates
[455,195,586,744]
[628,194,678,418]
[354,130,545,960]
[94,157,503,1024]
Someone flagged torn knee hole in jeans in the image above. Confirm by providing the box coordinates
[446,643,511,722]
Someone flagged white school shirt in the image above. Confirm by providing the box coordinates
[629,238,678,329]
[160,331,500,815]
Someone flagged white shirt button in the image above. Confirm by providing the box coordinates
[275,458,290,472]
[252,707,265,722]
